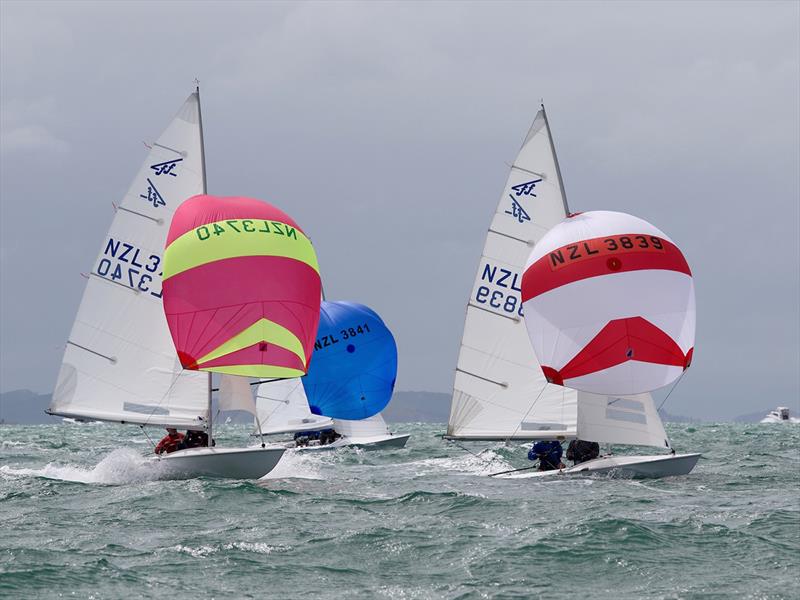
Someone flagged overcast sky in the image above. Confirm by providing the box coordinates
[1,1,798,420]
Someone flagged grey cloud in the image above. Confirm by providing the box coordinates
[1,0,797,420]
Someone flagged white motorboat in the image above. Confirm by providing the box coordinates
[760,407,800,423]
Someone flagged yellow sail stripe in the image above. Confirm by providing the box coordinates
[200,365,307,378]
[163,219,319,280]
[195,317,307,366]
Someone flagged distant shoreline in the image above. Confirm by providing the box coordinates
[0,388,792,425]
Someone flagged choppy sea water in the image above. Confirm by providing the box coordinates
[1,422,798,599]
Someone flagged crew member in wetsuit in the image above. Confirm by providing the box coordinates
[154,428,184,455]
[528,440,565,471]
[318,429,341,445]
[566,439,600,465]
[181,429,209,449]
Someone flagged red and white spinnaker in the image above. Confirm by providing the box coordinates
[521,210,695,396]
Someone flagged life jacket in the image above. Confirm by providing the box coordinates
[155,432,185,455]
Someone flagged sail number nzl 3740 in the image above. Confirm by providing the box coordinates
[195,220,298,241]
[96,237,163,298]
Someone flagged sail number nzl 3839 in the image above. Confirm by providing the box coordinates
[474,262,523,317]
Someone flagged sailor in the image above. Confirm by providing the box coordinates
[318,429,341,445]
[293,430,318,447]
[181,429,209,449]
[154,428,184,455]
[528,440,564,471]
[566,439,600,465]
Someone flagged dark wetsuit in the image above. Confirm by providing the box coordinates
[182,430,209,449]
[528,440,564,471]
[566,440,600,465]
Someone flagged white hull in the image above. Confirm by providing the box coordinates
[291,433,411,452]
[502,452,700,479]
[158,446,285,479]
[760,416,800,423]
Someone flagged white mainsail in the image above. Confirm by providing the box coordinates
[255,378,333,435]
[447,107,578,440]
[49,92,208,428]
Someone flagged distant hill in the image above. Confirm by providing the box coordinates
[733,410,766,423]
[0,388,452,425]
[0,389,59,424]
[2,388,760,426]
[658,409,701,423]
[383,391,450,423]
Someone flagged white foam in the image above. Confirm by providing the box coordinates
[405,448,513,477]
[258,447,327,480]
[222,541,289,554]
[0,448,170,484]
[170,542,289,557]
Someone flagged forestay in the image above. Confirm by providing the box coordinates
[49,92,208,428]
[255,378,333,435]
[447,107,578,440]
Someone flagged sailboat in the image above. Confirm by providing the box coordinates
[47,89,286,479]
[255,301,410,449]
[445,105,700,478]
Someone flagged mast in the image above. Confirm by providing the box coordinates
[540,103,571,216]
[196,81,212,444]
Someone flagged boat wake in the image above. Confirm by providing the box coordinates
[0,448,171,484]
[259,447,327,481]
[406,448,513,477]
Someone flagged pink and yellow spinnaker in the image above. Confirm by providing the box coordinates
[161,195,322,379]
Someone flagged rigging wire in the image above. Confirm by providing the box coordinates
[140,425,156,449]
[657,370,686,412]
[504,383,548,444]
[141,368,188,428]
[444,437,505,472]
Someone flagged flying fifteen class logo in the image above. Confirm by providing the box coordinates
[511,179,542,197]
[505,197,531,224]
[504,178,541,224]
[150,158,183,176]
[140,178,166,208]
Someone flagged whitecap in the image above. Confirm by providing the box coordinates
[0,448,171,484]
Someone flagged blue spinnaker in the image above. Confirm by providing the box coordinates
[302,301,397,420]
